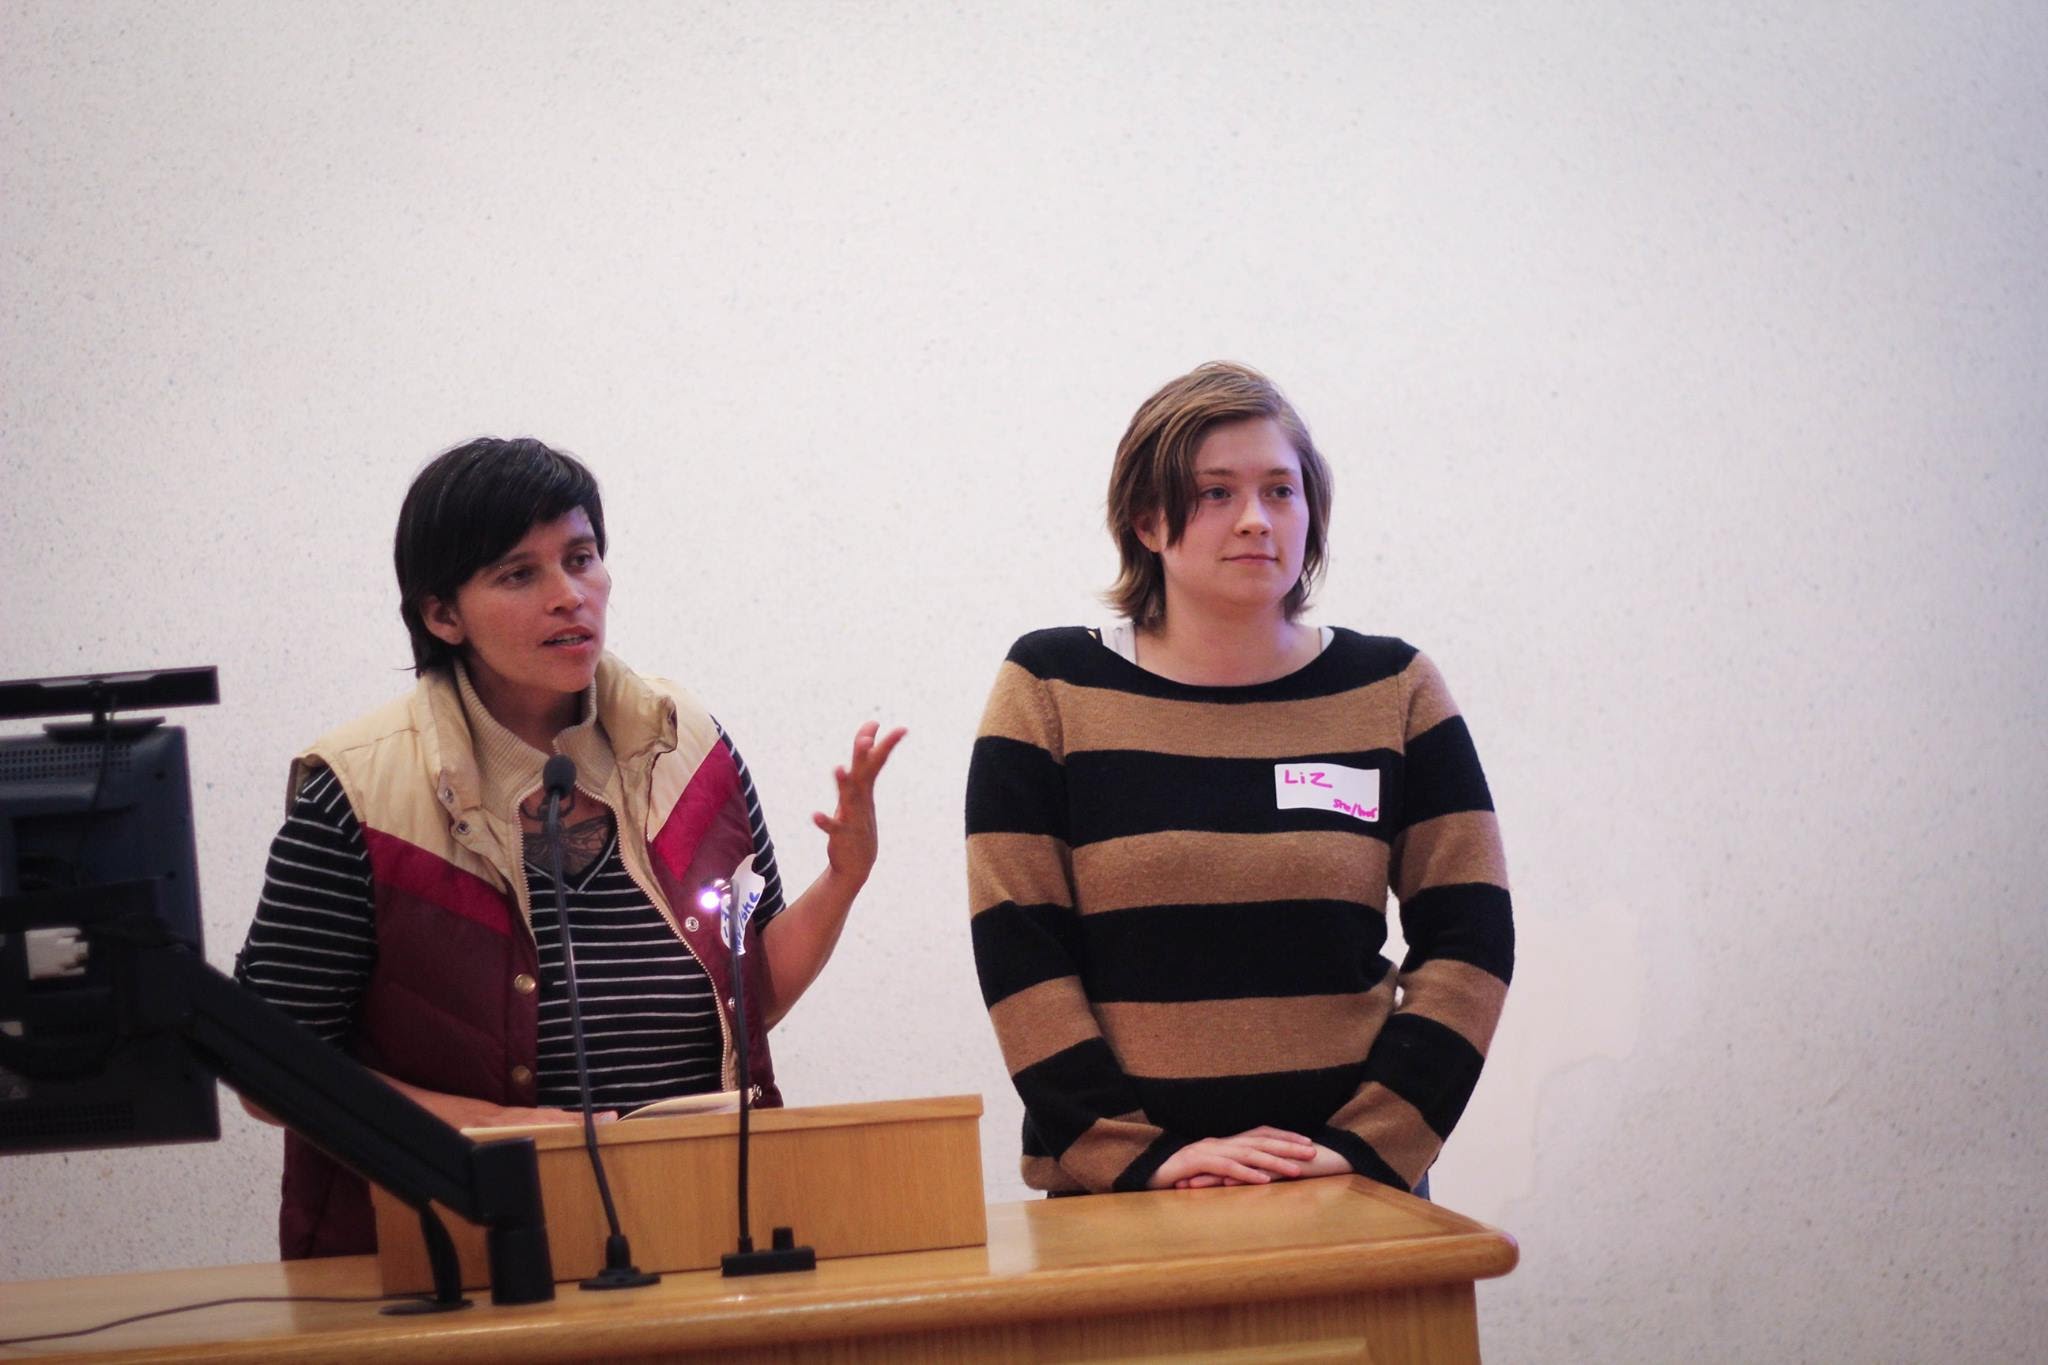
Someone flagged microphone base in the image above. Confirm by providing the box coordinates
[381,1296,473,1316]
[721,1226,816,1277]
[579,1266,660,1291]
[580,1234,660,1290]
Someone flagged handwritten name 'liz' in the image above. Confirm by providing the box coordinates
[1280,769,1379,820]
[1274,761,1380,823]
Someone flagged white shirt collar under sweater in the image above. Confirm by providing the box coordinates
[1101,621,1333,666]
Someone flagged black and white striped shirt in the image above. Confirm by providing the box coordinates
[235,739,785,1109]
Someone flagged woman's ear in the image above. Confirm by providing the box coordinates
[421,595,465,649]
[1134,511,1164,555]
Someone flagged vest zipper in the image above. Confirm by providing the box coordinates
[517,782,738,1097]
[606,788,737,1093]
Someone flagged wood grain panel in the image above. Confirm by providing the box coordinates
[2,1176,1517,1364]
[374,1095,987,1293]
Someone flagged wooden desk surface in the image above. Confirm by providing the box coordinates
[1,1177,1517,1364]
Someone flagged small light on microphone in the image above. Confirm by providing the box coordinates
[698,889,720,911]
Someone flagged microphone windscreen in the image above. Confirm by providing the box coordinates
[542,753,578,798]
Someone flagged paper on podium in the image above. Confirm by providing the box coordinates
[460,1089,740,1139]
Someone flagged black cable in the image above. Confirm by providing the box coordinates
[0,1292,396,1347]
[38,701,119,893]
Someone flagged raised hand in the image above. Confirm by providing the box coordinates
[812,721,908,885]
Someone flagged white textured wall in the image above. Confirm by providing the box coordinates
[3,2,2044,1359]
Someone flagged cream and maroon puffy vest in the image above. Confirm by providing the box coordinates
[277,655,779,1258]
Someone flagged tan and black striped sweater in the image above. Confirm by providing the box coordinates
[966,626,1513,1195]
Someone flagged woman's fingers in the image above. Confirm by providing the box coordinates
[873,725,906,762]
[1157,1129,1335,1191]
[811,725,904,879]
[845,722,877,777]
[1156,1135,1309,1187]
[1171,1151,1270,1184]
[1227,1137,1308,1176]
[828,725,906,811]
[1232,1127,1316,1159]
[1217,1134,1313,1166]
[817,725,906,849]
[1232,1145,1305,1178]
[849,725,907,782]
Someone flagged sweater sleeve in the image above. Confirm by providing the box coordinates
[1317,651,1515,1190]
[966,653,1186,1193]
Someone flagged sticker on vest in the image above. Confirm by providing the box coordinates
[720,854,766,954]
[1274,761,1381,823]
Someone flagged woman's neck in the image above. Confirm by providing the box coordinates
[1134,607,1319,687]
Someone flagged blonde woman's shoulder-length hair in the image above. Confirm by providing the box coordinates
[1104,361,1335,626]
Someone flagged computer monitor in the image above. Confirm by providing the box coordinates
[0,669,558,1308]
[0,718,220,1154]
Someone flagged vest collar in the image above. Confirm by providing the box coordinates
[592,653,680,766]
[409,654,677,825]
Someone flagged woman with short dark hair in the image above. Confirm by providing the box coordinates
[237,437,902,1257]
[967,362,1512,1197]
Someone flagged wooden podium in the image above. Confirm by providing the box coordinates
[368,1094,988,1293]
[1,1176,1517,1362]
[4,1178,1523,1358]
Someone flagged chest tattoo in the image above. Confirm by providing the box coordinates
[519,787,617,882]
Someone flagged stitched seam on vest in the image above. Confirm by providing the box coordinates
[651,742,741,867]
[363,827,514,937]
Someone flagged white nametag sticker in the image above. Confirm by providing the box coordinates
[1273,761,1381,823]
[723,855,766,954]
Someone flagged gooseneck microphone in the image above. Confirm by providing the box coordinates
[708,872,814,1277]
[541,753,657,1291]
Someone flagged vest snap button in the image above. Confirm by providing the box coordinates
[510,1065,533,1087]
[683,916,699,933]
[513,973,536,995]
